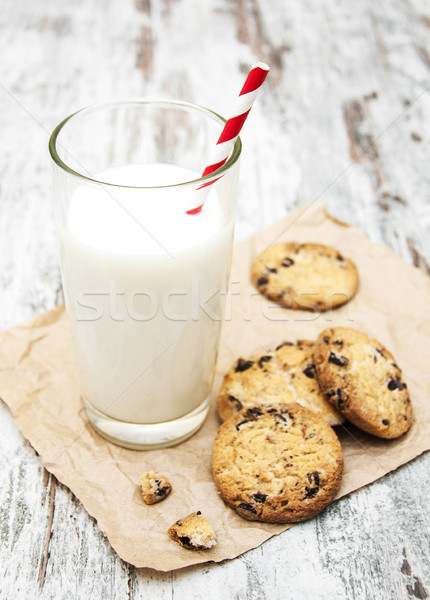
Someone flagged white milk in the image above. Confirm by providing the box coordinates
[60,164,234,424]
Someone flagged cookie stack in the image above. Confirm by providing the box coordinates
[212,327,413,524]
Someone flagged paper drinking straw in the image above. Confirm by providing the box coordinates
[187,61,270,214]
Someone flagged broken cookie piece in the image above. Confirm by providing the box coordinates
[167,511,217,550]
[141,471,172,505]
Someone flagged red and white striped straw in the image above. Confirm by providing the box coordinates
[187,61,270,214]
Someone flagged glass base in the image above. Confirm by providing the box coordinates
[83,397,210,450]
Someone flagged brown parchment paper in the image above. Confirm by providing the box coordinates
[1,201,430,571]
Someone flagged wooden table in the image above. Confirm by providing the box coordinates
[1,0,429,597]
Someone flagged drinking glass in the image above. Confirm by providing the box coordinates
[49,98,241,449]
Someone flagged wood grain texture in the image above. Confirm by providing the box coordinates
[0,0,429,598]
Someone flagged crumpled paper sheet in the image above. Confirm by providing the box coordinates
[1,201,429,571]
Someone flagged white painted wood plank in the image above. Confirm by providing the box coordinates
[0,0,429,598]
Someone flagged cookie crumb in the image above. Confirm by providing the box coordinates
[167,512,216,550]
[141,472,172,505]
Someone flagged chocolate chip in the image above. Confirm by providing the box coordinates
[375,348,385,357]
[303,486,319,499]
[236,419,251,430]
[267,408,278,413]
[337,254,344,261]
[303,364,316,379]
[258,355,272,368]
[235,358,254,372]
[279,410,294,424]
[253,493,267,503]
[257,276,269,287]
[325,390,336,398]
[155,486,170,497]
[179,536,191,546]
[276,341,293,349]
[246,407,264,419]
[280,408,293,416]
[387,379,407,391]
[336,388,344,408]
[275,413,287,422]
[322,337,330,344]
[196,511,201,515]
[334,340,344,346]
[282,257,294,267]
[382,419,389,425]
[236,502,257,514]
[329,352,349,367]
[268,267,277,273]
[228,395,243,410]
[307,472,320,487]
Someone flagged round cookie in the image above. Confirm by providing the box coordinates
[313,327,413,439]
[251,242,359,311]
[217,344,344,426]
[212,403,344,523]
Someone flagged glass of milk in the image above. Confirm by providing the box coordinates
[49,99,241,449]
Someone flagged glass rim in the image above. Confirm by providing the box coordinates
[48,97,242,189]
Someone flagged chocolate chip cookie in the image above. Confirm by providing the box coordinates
[212,403,344,523]
[313,327,413,438]
[217,343,344,426]
[251,242,359,311]
[167,511,216,550]
[141,472,172,505]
